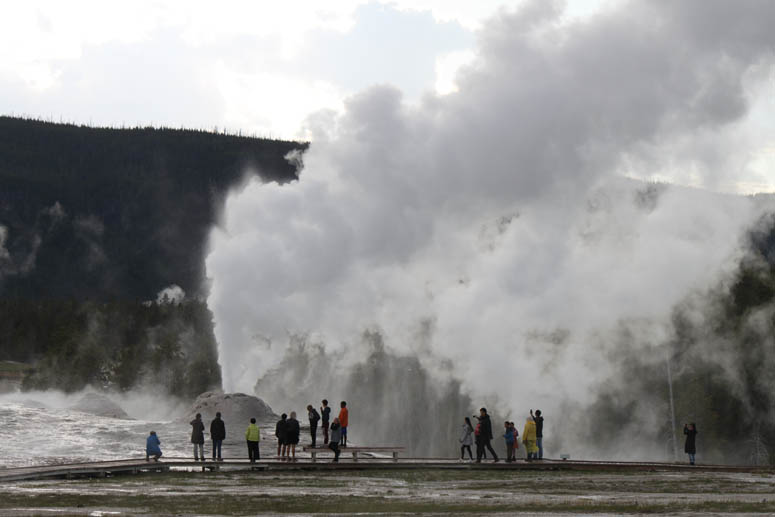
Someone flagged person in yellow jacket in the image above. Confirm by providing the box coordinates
[245,418,261,463]
[522,416,538,461]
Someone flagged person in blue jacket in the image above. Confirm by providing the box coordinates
[503,421,516,462]
[146,431,162,461]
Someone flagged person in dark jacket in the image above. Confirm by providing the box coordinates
[286,411,301,462]
[474,408,498,463]
[190,413,205,461]
[329,417,342,462]
[307,404,321,447]
[275,413,288,459]
[146,431,162,461]
[210,412,226,461]
[684,423,698,465]
[531,409,544,460]
[321,399,331,444]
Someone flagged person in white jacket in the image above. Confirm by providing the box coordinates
[459,417,474,462]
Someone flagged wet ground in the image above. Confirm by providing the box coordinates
[3,468,775,515]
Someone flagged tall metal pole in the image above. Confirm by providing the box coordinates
[666,349,678,462]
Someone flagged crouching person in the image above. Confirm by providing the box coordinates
[146,431,162,461]
[328,418,342,463]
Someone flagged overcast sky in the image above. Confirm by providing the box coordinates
[1,0,773,193]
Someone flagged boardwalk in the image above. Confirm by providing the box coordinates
[1,457,770,482]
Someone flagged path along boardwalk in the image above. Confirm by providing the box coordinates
[1,457,771,482]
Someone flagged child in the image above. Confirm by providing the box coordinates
[503,421,515,462]
[460,417,474,462]
[511,422,519,461]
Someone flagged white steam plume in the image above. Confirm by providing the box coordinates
[206,0,775,432]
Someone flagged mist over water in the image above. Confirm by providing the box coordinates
[206,1,775,458]
[0,390,277,468]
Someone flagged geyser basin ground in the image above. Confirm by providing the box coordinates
[3,469,775,515]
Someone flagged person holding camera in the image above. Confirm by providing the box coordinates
[530,409,544,460]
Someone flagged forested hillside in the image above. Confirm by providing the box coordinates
[0,117,305,397]
[582,214,775,465]
[0,116,304,299]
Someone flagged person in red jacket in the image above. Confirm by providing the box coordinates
[338,401,349,447]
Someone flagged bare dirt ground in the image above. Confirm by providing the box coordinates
[2,468,775,515]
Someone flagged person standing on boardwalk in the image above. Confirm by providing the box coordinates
[275,413,288,459]
[286,411,301,462]
[460,417,474,462]
[503,421,515,462]
[522,416,538,461]
[475,408,498,463]
[321,400,331,444]
[511,422,519,459]
[684,423,698,465]
[190,413,205,461]
[146,431,162,461]
[245,417,260,462]
[329,417,342,462]
[307,404,321,447]
[210,412,226,461]
[531,409,544,460]
[338,401,349,447]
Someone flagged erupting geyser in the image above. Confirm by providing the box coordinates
[206,0,775,458]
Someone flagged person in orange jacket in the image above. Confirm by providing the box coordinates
[338,401,349,447]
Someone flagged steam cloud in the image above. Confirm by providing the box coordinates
[206,1,775,456]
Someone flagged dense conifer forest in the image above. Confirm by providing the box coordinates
[0,116,305,397]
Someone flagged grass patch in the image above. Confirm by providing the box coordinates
[3,492,775,514]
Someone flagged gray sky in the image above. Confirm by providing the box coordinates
[1,0,773,193]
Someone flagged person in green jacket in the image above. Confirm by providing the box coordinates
[245,418,261,463]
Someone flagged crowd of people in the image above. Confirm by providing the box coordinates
[143,405,698,466]
[460,408,545,463]
[145,400,351,463]
[272,400,349,462]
